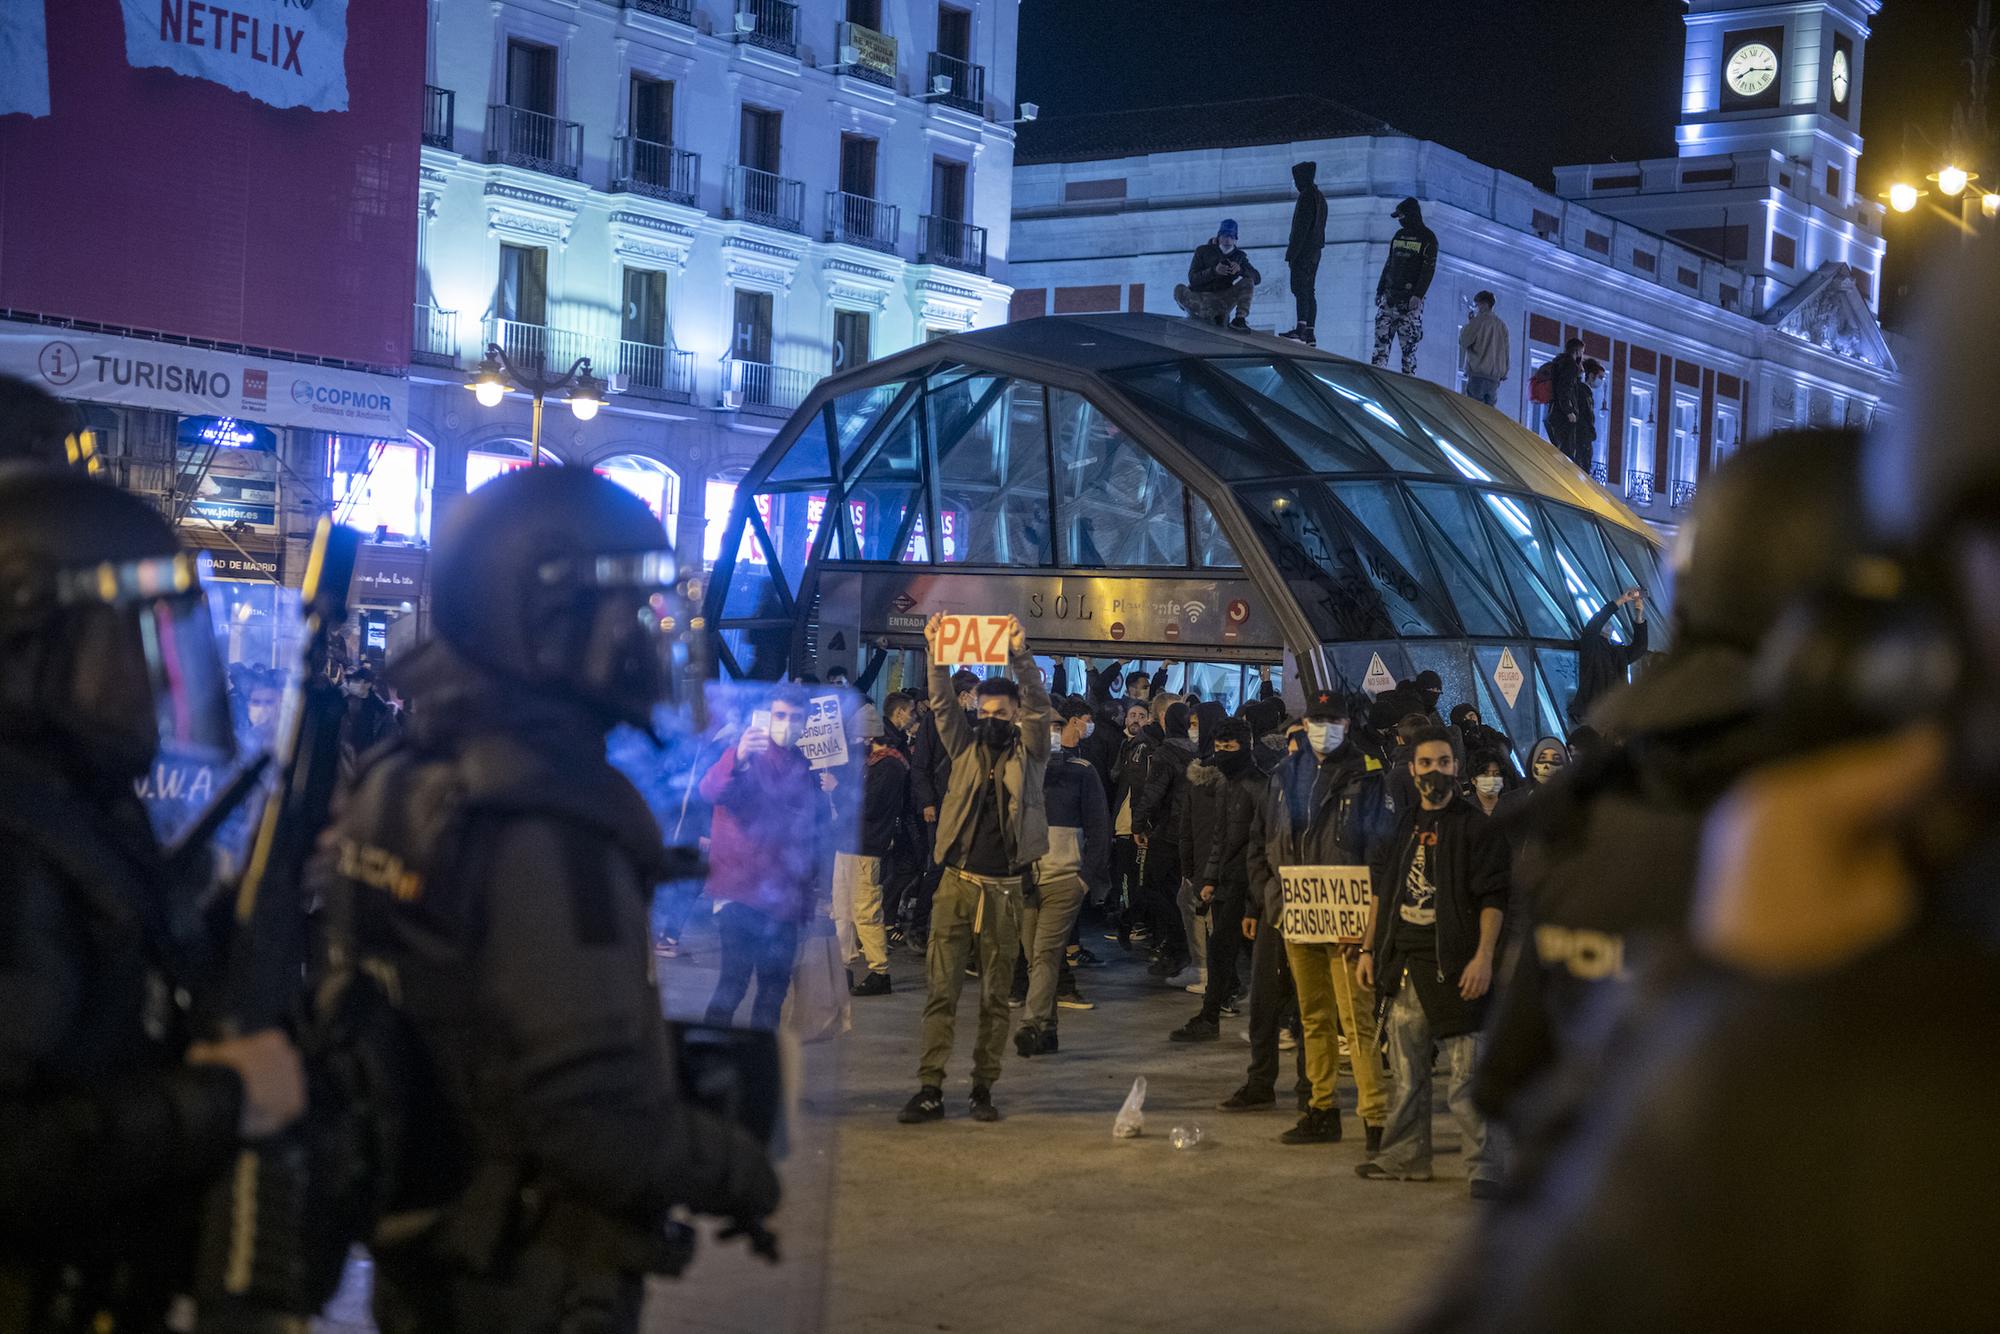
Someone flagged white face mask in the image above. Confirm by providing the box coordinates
[1050,731,1065,752]
[1473,775,1504,797]
[1083,721,1095,739]
[247,704,276,727]
[1188,728,1200,747]
[1304,720,1345,754]
[767,719,795,748]
[1532,760,1559,782]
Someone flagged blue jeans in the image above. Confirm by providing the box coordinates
[1375,979,1503,1183]
[1463,375,1501,407]
[705,903,801,1032]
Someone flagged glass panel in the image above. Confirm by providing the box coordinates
[934,380,1053,565]
[1209,360,1383,473]
[1473,489,1576,640]
[1405,483,1523,632]
[1109,364,1263,442]
[1296,363,1445,474]
[832,382,906,470]
[1329,481,1440,600]
[1535,647,1580,733]
[1377,376,1530,488]
[1396,495,1516,638]
[721,545,785,617]
[841,406,926,562]
[718,624,792,680]
[1400,643,1477,724]
[1600,524,1671,650]
[1190,492,1241,568]
[1327,641,1412,700]
[1470,644,1536,766]
[926,373,1006,461]
[765,407,834,483]
[1105,364,1298,480]
[1237,483,1450,640]
[755,489,833,574]
[1050,388,1186,568]
[1542,502,1623,630]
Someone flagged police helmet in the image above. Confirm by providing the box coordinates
[430,464,683,726]
[0,467,234,777]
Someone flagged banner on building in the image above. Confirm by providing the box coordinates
[840,22,897,82]
[1,1,50,117]
[1279,865,1374,945]
[0,324,407,434]
[122,0,349,112]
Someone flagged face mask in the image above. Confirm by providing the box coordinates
[1083,721,1095,739]
[1213,749,1252,777]
[1415,770,1455,802]
[1532,760,1559,782]
[247,704,276,727]
[1188,728,1200,747]
[345,681,369,698]
[1218,238,1235,252]
[1473,776,1504,797]
[1049,731,1065,752]
[767,719,795,748]
[975,716,1017,749]
[1304,720,1345,754]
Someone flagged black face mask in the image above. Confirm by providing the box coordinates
[1414,770,1455,803]
[1213,749,1252,777]
[975,716,1017,750]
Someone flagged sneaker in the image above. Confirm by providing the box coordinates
[1278,1029,1299,1052]
[652,935,680,959]
[1147,954,1178,978]
[1070,946,1104,968]
[1219,999,1241,1017]
[1365,1123,1383,1154]
[1355,1161,1431,1183]
[1228,316,1251,332]
[886,926,907,951]
[965,964,981,979]
[1337,1034,1352,1059]
[1276,325,1315,345]
[968,1085,1001,1122]
[849,970,892,997]
[1280,1107,1342,1145]
[897,1086,944,1124]
[1036,1028,1060,1055]
[1468,1178,1503,1201]
[1169,1014,1221,1043]
[1014,1024,1040,1059]
[1008,992,1026,1010]
[1217,1086,1276,1112]
[1056,988,1095,1011]
[1182,968,1209,993]
[1165,966,1203,989]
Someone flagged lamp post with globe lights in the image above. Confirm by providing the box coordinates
[465,343,605,467]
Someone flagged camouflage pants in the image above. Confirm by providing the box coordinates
[1371,294,1424,375]
[1175,278,1254,325]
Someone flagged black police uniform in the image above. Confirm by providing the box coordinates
[321,467,777,1334]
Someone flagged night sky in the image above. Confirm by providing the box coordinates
[1017,0,1986,327]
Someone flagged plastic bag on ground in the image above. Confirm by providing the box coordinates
[1112,1075,1147,1139]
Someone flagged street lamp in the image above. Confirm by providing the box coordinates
[465,343,608,466]
[1886,181,1925,213]
[1928,165,1977,198]
[1984,192,2000,219]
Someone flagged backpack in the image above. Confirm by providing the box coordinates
[1529,360,1556,406]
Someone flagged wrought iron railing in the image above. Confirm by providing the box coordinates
[824,191,900,252]
[727,164,806,232]
[724,359,814,416]
[482,318,601,376]
[612,137,699,206]
[1624,470,1656,507]
[620,342,695,401]
[485,104,584,179]
[734,0,798,55]
[927,51,985,115]
[918,213,987,274]
[835,20,897,86]
[626,0,693,22]
[423,85,455,150]
[413,303,457,367]
[1670,479,1698,510]
[1589,460,1610,485]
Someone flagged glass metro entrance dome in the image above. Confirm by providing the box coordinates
[704,314,1669,751]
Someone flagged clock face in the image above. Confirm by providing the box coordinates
[1726,42,1779,97]
[1831,49,1850,103]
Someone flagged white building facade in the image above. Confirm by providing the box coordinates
[1007,0,1893,534]
[407,0,1019,584]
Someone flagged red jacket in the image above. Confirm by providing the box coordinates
[699,744,821,921]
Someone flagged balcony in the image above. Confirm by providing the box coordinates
[423,85,455,151]
[485,104,583,180]
[926,51,985,115]
[918,214,986,274]
[727,164,805,233]
[824,191,900,253]
[413,303,458,368]
[620,341,696,403]
[1670,479,1698,511]
[723,359,814,417]
[1624,470,1656,508]
[624,0,693,22]
[612,137,699,207]
[482,317,601,377]
[834,20,897,88]
[733,0,798,56]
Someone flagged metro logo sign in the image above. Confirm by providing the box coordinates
[125,0,349,112]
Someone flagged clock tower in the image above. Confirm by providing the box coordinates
[1676,0,1877,211]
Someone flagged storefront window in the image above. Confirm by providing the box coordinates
[594,454,680,531]
[332,437,428,540]
[704,476,758,568]
[466,440,547,492]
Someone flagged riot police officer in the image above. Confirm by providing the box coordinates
[0,468,306,1330]
[323,465,779,1333]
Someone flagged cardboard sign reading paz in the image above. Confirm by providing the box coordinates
[932,613,1013,666]
[800,694,850,771]
[1280,865,1374,945]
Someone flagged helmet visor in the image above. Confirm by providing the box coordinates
[59,552,236,765]
[538,549,691,722]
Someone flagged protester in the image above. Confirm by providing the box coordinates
[1240,691,1395,1145]
[1016,698,1110,1057]
[1107,698,1158,949]
[1134,700,1198,983]
[1570,589,1648,724]
[1174,699,1234,994]
[1174,218,1262,330]
[901,614,1051,1124]
[1371,196,1437,375]
[880,691,930,949]
[1449,703,1514,773]
[1466,749,1511,817]
[337,663,399,774]
[1544,338,1592,469]
[835,702,906,997]
[701,688,821,1030]
[1458,291,1510,407]
[1170,715,1269,1043]
[1356,727,1509,1194]
[1578,358,1606,473]
[1279,161,1328,346]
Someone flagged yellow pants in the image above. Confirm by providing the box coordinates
[1284,939,1388,1125]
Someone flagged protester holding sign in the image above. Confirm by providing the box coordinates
[1356,727,1510,1195]
[1233,691,1395,1144]
[899,614,1052,1126]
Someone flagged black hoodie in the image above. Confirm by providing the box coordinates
[1377,196,1438,302]
[1286,161,1328,266]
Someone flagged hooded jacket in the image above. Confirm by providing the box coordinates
[1037,749,1111,890]
[1377,197,1439,302]
[700,737,823,921]
[927,645,1053,874]
[1134,706,1197,838]
[1573,604,1649,724]
[1246,744,1396,928]
[1286,161,1328,266]
[1188,239,1263,294]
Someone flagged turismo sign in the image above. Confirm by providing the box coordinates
[123,0,350,112]
[1,323,406,434]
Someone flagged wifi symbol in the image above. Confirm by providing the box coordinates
[1183,601,1207,625]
